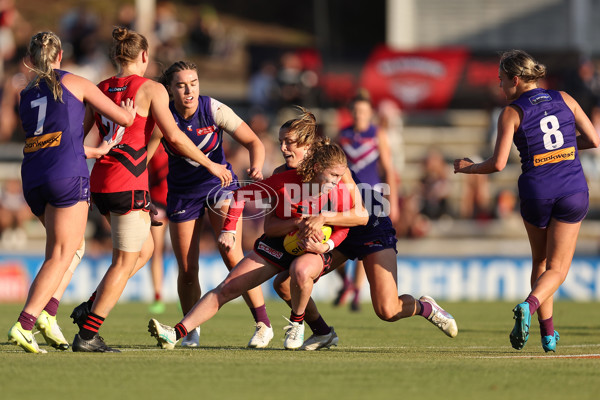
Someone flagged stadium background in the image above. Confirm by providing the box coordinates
[2,0,600,303]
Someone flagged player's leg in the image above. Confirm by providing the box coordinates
[149,220,168,314]
[363,248,458,337]
[10,202,87,353]
[207,205,272,348]
[170,218,202,315]
[73,210,150,352]
[149,251,279,349]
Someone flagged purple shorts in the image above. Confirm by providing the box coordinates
[520,190,589,228]
[337,215,398,260]
[166,182,239,223]
[24,176,90,216]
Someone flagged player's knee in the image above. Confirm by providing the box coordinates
[178,264,199,280]
[217,281,241,303]
[372,301,397,322]
[289,265,312,286]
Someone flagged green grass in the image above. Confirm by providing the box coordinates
[1,300,599,400]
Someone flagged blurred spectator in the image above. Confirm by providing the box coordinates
[396,192,430,238]
[418,148,451,220]
[59,5,110,83]
[248,61,279,114]
[0,177,33,248]
[277,52,306,107]
[0,0,29,80]
[116,3,137,30]
[494,189,519,220]
[0,58,28,142]
[458,156,492,220]
[153,1,186,66]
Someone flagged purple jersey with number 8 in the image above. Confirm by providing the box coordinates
[510,88,588,200]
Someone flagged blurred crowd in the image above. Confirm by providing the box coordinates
[2,1,600,253]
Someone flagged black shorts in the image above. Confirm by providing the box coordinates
[91,190,151,215]
[253,234,334,282]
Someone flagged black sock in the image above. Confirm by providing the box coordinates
[79,312,104,340]
[290,311,305,324]
[174,323,188,340]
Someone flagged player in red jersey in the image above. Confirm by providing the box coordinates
[270,108,458,351]
[148,140,354,349]
[70,27,234,352]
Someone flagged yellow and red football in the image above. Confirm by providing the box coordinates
[283,225,332,255]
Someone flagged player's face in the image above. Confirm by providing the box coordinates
[313,164,346,194]
[499,69,518,101]
[279,128,309,169]
[352,100,373,129]
[169,69,200,115]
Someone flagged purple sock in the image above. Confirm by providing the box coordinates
[250,305,271,328]
[539,317,554,337]
[18,311,36,331]
[524,295,540,315]
[307,315,331,336]
[418,300,432,319]
[43,297,60,317]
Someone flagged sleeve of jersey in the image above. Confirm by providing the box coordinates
[222,174,286,232]
[330,226,349,247]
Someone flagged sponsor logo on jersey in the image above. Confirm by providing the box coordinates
[529,92,552,105]
[534,146,575,167]
[197,125,217,136]
[257,241,283,259]
[108,85,128,92]
[187,125,193,131]
[24,131,62,153]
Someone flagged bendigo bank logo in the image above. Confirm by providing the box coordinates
[24,131,62,153]
[534,146,575,167]
[207,180,278,220]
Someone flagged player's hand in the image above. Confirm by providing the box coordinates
[208,162,233,187]
[247,167,263,181]
[454,158,474,174]
[301,237,328,254]
[148,203,163,226]
[298,215,325,242]
[218,232,236,253]
[120,98,137,126]
[96,140,116,158]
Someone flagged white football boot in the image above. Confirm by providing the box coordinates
[248,322,274,348]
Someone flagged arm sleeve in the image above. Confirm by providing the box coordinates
[329,226,349,247]
[212,99,243,133]
[222,173,286,232]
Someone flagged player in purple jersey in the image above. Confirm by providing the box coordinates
[334,91,399,311]
[269,107,458,350]
[454,50,599,352]
[151,61,272,348]
[7,31,135,353]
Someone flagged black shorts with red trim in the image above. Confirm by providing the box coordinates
[253,234,333,282]
[91,190,151,215]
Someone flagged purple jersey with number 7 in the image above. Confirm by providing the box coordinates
[19,69,88,194]
[510,88,588,200]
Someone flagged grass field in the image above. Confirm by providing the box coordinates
[1,300,599,400]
